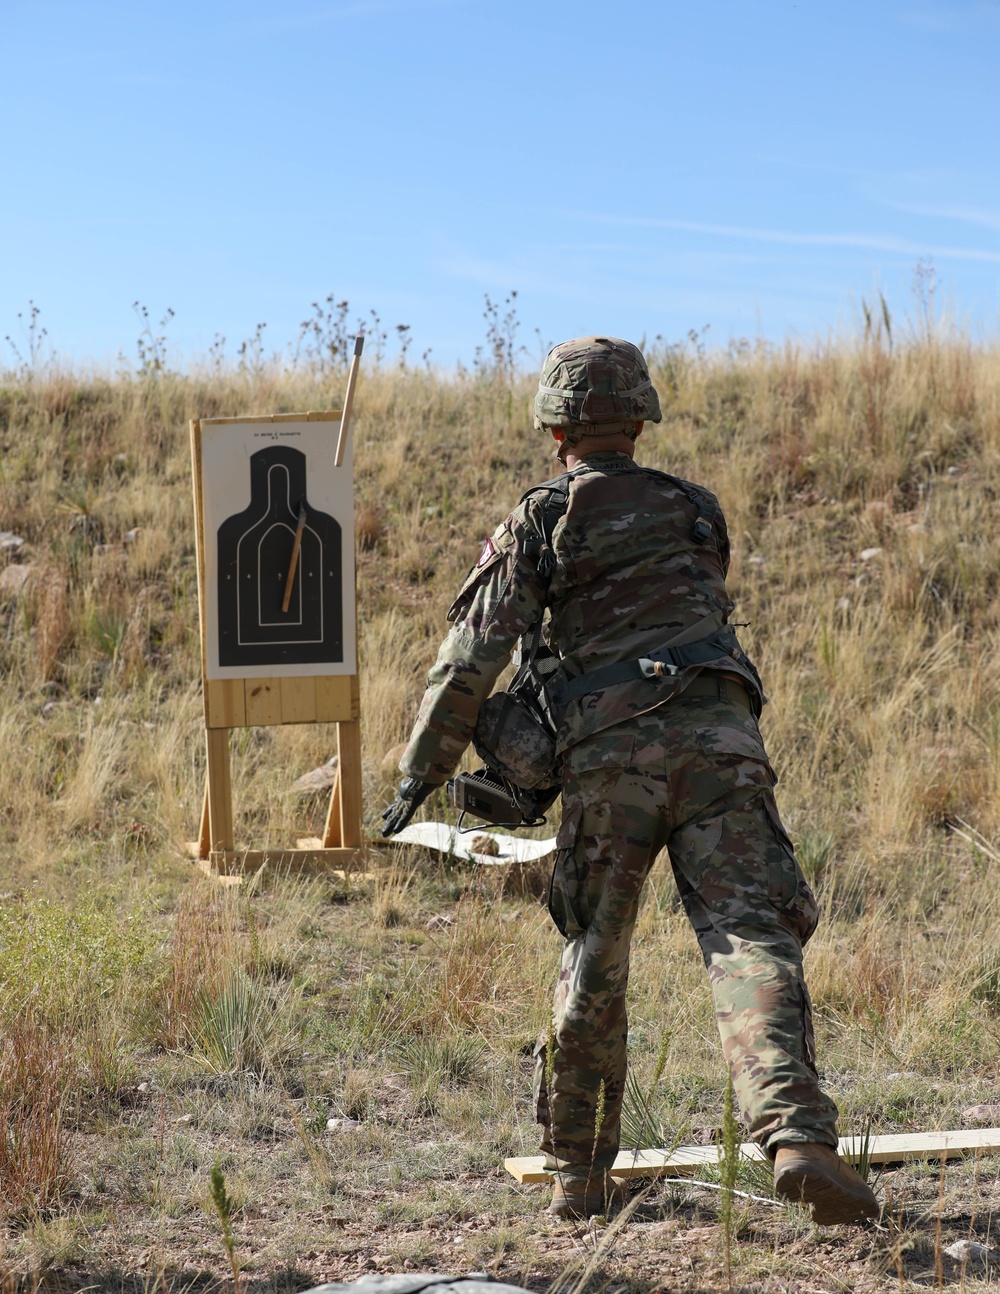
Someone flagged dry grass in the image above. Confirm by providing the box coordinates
[0,1021,74,1219]
[3,327,1000,1288]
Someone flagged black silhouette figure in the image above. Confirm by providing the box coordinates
[217,446,342,667]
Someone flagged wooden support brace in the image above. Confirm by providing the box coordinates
[335,718,364,848]
[205,727,234,853]
[196,783,210,859]
[207,848,366,874]
[320,765,343,848]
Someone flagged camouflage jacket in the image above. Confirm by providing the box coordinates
[400,452,763,784]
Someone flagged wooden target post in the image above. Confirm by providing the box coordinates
[188,338,366,874]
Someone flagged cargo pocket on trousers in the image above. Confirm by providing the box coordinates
[762,793,819,946]
[671,788,812,944]
[548,730,636,940]
[547,799,588,940]
[694,722,777,798]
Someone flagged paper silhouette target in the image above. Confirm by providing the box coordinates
[198,417,356,679]
[217,446,342,666]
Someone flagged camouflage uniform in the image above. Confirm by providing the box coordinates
[400,358,839,1181]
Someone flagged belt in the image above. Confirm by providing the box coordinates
[674,671,753,712]
[554,627,746,706]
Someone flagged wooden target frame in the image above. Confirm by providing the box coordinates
[187,342,366,874]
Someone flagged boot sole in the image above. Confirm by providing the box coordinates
[774,1165,880,1225]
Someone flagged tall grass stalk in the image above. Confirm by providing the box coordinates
[0,1021,73,1219]
[719,1072,740,1294]
[208,1163,242,1294]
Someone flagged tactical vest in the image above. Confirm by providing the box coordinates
[517,454,763,750]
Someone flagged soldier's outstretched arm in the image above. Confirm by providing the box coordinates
[396,507,549,788]
[380,777,437,837]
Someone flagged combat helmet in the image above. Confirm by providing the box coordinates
[533,335,661,435]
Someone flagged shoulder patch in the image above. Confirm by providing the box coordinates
[474,522,515,569]
[447,523,515,622]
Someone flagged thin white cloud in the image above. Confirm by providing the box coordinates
[553,209,1000,265]
[888,202,1000,233]
[440,252,597,302]
[438,248,848,319]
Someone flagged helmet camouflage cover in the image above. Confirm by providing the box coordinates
[533,335,661,433]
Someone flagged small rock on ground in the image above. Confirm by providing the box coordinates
[944,1239,993,1264]
[962,1103,1000,1123]
[0,564,31,597]
[291,757,339,794]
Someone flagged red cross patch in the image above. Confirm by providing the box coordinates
[476,538,496,568]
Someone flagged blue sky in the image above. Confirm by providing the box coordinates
[3,0,1000,368]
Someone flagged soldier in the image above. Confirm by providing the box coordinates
[382,337,878,1225]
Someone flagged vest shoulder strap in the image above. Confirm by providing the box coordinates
[517,467,585,577]
[634,465,720,546]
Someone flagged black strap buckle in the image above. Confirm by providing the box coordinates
[692,516,713,543]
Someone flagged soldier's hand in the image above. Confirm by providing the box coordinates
[380,777,437,837]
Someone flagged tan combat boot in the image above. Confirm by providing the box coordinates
[773,1143,879,1225]
[548,1172,628,1219]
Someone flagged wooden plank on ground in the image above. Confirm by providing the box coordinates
[197,857,372,884]
[208,847,366,874]
[836,1128,1000,1163]
[244,678,282,726]
[505,1128,1000,1184]
[194,858,243,888]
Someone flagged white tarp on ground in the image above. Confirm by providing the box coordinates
[387,821,556,866]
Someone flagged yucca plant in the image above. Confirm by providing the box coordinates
[397,1034,485,1115]
[619,1034,672,1151]
[188,970,295,1078]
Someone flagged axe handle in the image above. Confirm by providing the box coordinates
[281,508,307,614]
[334,333,365,468]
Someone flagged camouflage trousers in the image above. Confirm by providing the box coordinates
[534,677,839,1176]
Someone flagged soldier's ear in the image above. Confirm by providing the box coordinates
[551,428,570,461]
[634,421,644,438]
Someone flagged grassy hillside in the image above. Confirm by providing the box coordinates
[2,331,1000,1291]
